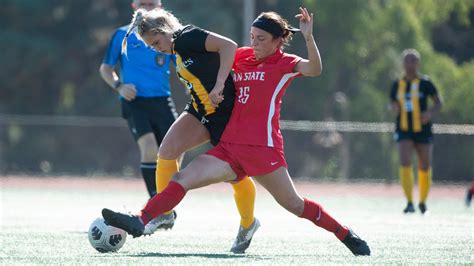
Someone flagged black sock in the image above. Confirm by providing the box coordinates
[140,162,157,197]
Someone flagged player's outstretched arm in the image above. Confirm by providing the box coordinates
[293,7,322,77]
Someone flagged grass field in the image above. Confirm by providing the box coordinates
[1,176,473,265]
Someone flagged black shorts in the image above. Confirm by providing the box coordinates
[394,125,433,144]
[121,96,178,143]
[184,103,231,146]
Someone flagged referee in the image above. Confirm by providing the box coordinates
[99,0,177,198]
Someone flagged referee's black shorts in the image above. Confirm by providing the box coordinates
[184,103,232,146]
[121,96,178,143]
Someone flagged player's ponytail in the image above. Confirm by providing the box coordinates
[121,8,182,57]
[121,8,147,56]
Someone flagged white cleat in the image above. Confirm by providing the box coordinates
[230,218,260,254]
[143,210,176,236]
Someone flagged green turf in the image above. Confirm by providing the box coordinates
[1,179,473,265]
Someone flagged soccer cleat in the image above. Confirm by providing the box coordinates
[403,202,415,213]
[466,189,473,207]
[101,208,144,238]
[341,229,371,256]
[143,210,177,235]
[230,218,261,254]
[418,202,428,214]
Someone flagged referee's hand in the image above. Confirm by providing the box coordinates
[118,84,137,101]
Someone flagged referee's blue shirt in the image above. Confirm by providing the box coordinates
[103,25,175,97]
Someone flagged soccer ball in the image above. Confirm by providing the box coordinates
[88,217,127,253]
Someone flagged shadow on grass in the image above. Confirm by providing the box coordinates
[129,252,270,260]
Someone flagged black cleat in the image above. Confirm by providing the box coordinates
[102,208,145,238]
[418,202,428,214]
[466,189,473,207]
[403,202,415,213]
[341,229,371,256]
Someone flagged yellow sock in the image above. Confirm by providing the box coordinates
[231,176,256,229]
[156,157,179,215]
[400,166,414,202]
[418,168,432,203]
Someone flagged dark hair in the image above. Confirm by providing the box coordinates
[254,12,295,48]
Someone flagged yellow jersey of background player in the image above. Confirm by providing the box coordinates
[390,74,438,143]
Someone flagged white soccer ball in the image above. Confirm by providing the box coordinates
[88,217,127,253]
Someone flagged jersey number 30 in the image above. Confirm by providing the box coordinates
[238,86,250,104]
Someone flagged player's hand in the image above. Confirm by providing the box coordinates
[390,102,400,115]
[421,111,432,124]
[209,83,225,107]
[295,7,313,39]
[117,84,137,101]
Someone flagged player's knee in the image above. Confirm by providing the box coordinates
[158,142,181,160]
[140,144,158,162]
[142,150,157,162]
[138,134,158,161]
[418,162,430,171]
[400,161,411,167]
[399,154,412,165]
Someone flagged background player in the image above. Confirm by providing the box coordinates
[99,0,178,201]
[120,8,259,253]
[390,49,443,214]
[102,7,371,256]
[466,182,474,207]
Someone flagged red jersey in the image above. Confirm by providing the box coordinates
[221,47,302,150]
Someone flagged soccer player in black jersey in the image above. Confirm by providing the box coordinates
[389,49,442,214]
[119,8,258,253]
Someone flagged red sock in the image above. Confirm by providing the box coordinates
[299,198,349,241]
[470,182,474,193]
[139,181,186,224]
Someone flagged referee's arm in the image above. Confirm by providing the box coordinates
[99,63,136,101]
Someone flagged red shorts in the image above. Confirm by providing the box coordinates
[206,141,288,181]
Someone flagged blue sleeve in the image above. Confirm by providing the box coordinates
[103,29,125,66]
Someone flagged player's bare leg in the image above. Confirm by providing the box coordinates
[174,154,236,189]
[254,167,370,256]
[254,168,304,215]
[158,112,211,160]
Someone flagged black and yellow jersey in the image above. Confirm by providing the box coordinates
[390,75,438,133]
[172,25,235,116]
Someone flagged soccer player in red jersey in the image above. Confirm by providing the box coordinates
[103,7,370,256]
